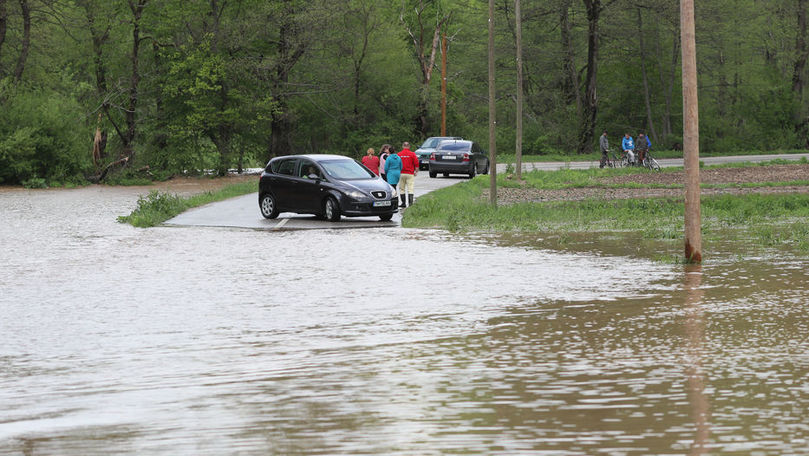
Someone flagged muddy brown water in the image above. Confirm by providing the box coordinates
[1,185,808,455]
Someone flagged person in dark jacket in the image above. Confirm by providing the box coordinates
[636,132,650,165]
[599,130,609,168]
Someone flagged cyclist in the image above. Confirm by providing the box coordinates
[599,130,609,168]
[636,132,650,165]
[622,132,635,165]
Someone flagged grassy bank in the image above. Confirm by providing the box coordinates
[402,170,809,253]
[118,180,256,227]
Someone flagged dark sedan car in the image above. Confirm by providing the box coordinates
[259,154,398,222]
[428,140,490,178]
[414,136,462,170]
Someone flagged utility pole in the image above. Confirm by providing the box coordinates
[515,0,524,180]
[488,0,497,205]
[681,0,702,262]
[441,31,448,136]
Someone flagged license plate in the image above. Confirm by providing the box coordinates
[443,155,456,160]
[373,200,391,207]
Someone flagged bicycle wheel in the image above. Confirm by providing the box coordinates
[649,158,661,171]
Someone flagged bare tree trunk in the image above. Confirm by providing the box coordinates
[637,8,658,142]
[80,0,111,161]
[118,0,148,163]
[793,0,809,143]
[793,0,808,99]
[560,0,581,117]
[13,0,30,81]
[0,0,7,75]
[268,2,306,159]
[515,0,523,180]
[662,27,679,139]
[578,0,601,155]
[401,1,449,138]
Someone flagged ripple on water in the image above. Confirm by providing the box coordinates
[1,187,808,454]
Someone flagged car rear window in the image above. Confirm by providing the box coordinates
[438,142,471,152]
[320,159,375,180]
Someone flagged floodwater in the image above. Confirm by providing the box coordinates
[1,185,808,455]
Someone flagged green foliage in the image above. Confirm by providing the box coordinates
[3,0,809,185]
[117,180,256,227]
[0,81,90,185]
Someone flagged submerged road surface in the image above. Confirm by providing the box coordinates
[164,172,464,230]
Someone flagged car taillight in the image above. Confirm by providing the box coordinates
[430,152,436,160]
[462,153,470,161]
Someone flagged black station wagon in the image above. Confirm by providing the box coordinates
[259,154,398,222]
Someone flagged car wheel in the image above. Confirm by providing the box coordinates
[482,160,490,174]
[324,196,341,222]
[260,193,279,219]
[429,170,437,178]
[379,213,393,221]
[469,163,477,179]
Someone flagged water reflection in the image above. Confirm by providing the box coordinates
[683,265,709,455]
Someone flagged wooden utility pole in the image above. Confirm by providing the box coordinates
[488,0,497,205]
[681,0,702,262]
[441,31,447,136]
[515,0,523,180]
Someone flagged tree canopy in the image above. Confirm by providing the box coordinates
[0,0,807,184]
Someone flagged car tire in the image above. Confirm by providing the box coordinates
[379,213,393,221]
[429,170,437,178]
[469,163,477,179]
[324,196,341,222]
[482,160,490,174]
[260,193,279,219]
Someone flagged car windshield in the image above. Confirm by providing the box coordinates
[320,159,375,180]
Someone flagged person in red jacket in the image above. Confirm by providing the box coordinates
[397,141,418,207]
[361,147,380,175]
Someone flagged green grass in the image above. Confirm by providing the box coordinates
[117,180,256,227]
[403,176,809,253]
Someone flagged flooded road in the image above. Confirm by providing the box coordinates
[2,185,809,455]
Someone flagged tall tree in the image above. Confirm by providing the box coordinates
[400,0,450,138]
[12,0,30,81]
[578,0,603,154]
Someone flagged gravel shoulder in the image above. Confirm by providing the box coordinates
[491,164,809,204]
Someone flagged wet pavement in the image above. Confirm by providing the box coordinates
[164,172,467,230]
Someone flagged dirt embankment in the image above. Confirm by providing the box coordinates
[491,164,809,205]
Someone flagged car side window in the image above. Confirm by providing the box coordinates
[299,161,320,179]
[273,159,297,176]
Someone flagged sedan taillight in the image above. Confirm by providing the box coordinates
[462,153,470,162]
[430,152,436,160]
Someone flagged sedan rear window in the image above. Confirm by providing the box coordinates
[438,142,471,152]
[320,159,375,180]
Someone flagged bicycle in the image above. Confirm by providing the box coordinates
[641,149,661,171]
[600,149,618,168]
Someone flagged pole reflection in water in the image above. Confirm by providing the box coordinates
[683,265,710,455]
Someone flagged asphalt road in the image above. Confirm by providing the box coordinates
[165,153,809,231]
[164,170,463,231]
